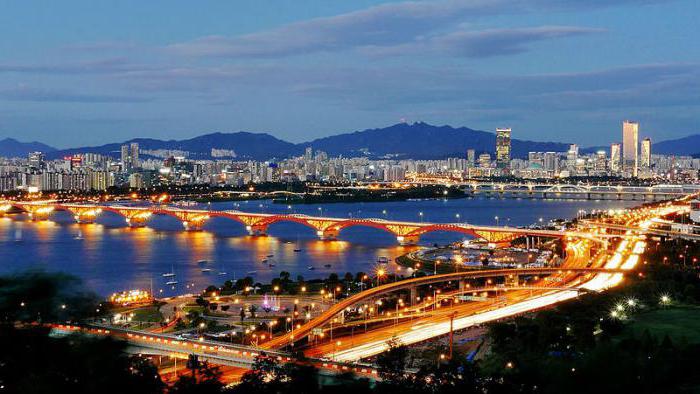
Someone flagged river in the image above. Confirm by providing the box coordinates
[0,197,637,296]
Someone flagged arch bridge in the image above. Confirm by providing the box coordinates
[0,200,573,246]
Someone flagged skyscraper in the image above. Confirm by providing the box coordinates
[543,152,559,173]
[120,145,130,171]
[640,138,651,169]
[495,128,511,168]
[121,143,140,171]
[466,149,475,167]
[595,151,607,173]
[478,153,491,168]
[622,120,639,177]
[28,151,45,170]
[130,142,140,169]
[610,143,621,173]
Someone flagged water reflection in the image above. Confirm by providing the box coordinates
[0,198,638,296]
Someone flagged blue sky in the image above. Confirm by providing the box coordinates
[0,0,698,148]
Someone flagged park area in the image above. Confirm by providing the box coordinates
[625,306,700,344]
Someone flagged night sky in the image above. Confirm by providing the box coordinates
[0,0,698,147]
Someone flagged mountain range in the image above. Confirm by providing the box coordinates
[0,122,697,160]
[0,138,56,158]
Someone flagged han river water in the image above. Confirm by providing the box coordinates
[0,198,638,296]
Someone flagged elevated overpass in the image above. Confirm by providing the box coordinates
[51,324,379,378]
[261,267,627,349]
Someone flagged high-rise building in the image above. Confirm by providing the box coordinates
[478,153,491,168]
[622,120,639,177]
[566,144,579,171]
[121,143,140,171]
[304,147,313,161]
[528,152,544,167]
[130,142,140,169]
[495,128,511,168]
[640,138,651,169]
[120,144,130,171]
[466,149,475,167]
[610,143,621,173]
[28,152,45,169]
[543,152,559,173]
[595,151,607,173]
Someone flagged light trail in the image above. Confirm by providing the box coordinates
[328,203,686,362]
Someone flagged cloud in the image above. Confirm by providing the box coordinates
[167,0,507,57]
[0,58,152,75]
[60,41,139,53]
[166,0,664,58]
[282,63,700,113]
[362,25,604,58]
[0,85,151,103]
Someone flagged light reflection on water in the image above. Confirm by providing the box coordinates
[0,198,637,296]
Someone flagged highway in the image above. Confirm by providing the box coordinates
[261,266,623,350]
[298,203,682,361]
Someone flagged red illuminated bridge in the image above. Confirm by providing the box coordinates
[0,201,575,246]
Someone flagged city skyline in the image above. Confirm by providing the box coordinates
[2,2,700,392]
[0,0,698,147]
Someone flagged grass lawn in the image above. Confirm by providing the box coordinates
[181,305,205,315]
[625,306,700,344]
[130,306,164,323]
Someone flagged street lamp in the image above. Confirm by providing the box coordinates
[333,340,342,361]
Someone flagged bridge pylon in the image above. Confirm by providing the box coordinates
[124,212,152,228]
[397,234,420,246]
[0,203,13,216]
[68,207,102,224]
[24,205,55,221]
[247,224,268,236]
[318,227,339,241]
[177,213,209,231]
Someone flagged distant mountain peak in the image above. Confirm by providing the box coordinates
[16,124,699,162]
[0,138,56,158]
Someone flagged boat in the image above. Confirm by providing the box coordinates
[201,268,212,273]
[266,254,274,258]
[377,256,390,264]
[218,271,228,276]
[324,264,332,268]
[197,259,208,264]
[246,270,257,275]
[261,259,268,264]
[163,264,176,277]
[268,263,276,267]
[166,280,178,286]
[307,266,315,270]
[293,236,302,252]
